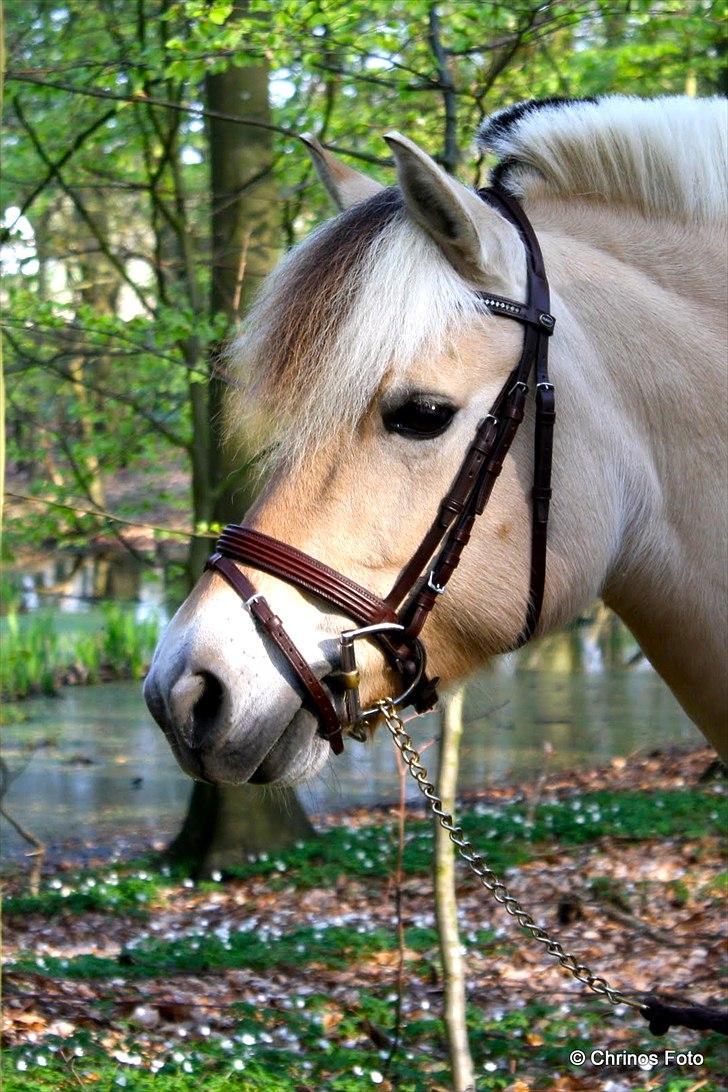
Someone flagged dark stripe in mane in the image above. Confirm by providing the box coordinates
[480,97,596,190]
[256,186,403,391]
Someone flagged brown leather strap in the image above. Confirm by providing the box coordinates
[485,185,555,649]
[206,553,344,754]
[217,526,398,628]
[384,383,511,610]
[515,380,555,646]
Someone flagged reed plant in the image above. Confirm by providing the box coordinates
[0,605,160,700]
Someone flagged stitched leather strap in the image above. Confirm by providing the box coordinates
[206,553,344,754]
[217,526,398,628]
[515,380,555,646]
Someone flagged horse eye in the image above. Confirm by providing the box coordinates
[382,396,457,439]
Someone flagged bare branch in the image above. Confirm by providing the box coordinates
[3,329,189,449]
[4,72,392,167]
[13,97,156,315]
[4,489,211,539]
[0,106,116,243]
[427,5,459,174]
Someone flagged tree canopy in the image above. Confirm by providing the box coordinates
[2,0,725,558]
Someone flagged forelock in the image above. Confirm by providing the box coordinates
[226,186,483,465]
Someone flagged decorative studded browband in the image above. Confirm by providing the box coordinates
[206,184,555,755]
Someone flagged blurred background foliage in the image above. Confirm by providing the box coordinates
[2,0,726,569]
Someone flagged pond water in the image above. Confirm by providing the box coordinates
[2,650,702,862]
[2,550,704,862]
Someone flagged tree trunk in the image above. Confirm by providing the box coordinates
[166,780,313,878]
[168,27,313,873]
[207,46,279,526]
[434,687,475,1092]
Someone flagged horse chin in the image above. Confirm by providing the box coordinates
[174,707,331,787]
[248,708,331,785]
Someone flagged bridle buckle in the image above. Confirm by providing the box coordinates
[336,622,426,734]
[427,571,446,595]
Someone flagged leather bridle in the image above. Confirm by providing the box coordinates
[206,185,555,756]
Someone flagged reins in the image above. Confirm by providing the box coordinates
[205,184,727,1039]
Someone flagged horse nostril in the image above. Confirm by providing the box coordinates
[168,670,226,750]
[191,671,224,742]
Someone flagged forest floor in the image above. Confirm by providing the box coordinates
[2,747,727,1092]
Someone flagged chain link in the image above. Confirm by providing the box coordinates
[378,698,646,1013]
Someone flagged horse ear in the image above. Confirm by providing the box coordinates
[384,131,521,289]
[300,134,383,211]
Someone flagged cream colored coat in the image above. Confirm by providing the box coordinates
[144,97,728,783]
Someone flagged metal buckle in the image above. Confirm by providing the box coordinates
[244,592,264,608]
[336,622,426,733]
[508,380,528,397]
[536,382,554,391]
[427,571,446,595]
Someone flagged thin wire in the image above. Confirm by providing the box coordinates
[4,491,216,540]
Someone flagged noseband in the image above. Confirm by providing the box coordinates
[206,185,555,755]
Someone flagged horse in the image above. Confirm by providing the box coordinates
[144,95,728,785]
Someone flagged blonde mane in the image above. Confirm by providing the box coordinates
[228,193,482,465]
[479,95,728,222]
[229,95,728,463]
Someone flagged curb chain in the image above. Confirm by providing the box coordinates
[378,698,646,1013]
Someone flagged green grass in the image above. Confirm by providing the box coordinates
[3,867,167,918]
[5,789,725,920]
[4,786,726,1091]
[9,923,450,980]
[0,604,159,699]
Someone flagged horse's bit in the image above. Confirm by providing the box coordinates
[206,185,555,755]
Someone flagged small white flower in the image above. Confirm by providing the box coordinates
[484,1061,497,1071]
[37,1056,47,1067]
[112,1050,141,1066]
[241,1033,256,1046]
[211,870,222,882]
[16,1060,27,1071]
[233,1059,245,1071]
[370,1071,384,1085]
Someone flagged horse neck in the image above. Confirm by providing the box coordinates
[537,199,727,740]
